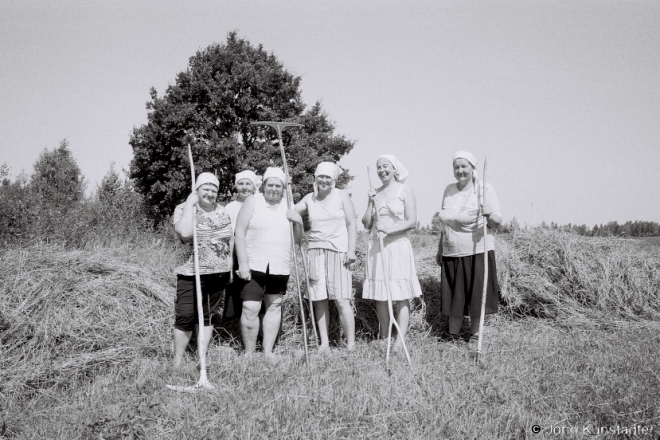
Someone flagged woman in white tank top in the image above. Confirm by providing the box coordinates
[234,167,303,356]
[289,162,358,351]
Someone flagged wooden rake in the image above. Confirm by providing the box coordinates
[166,144,215,393]
[250,121,318,362]
[476,158,488,362]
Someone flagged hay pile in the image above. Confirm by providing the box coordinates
[497,228,660,319]
[0,246,174,394]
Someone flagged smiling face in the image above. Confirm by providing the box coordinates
[376,158,395,183]
[235,178,256,202]
[315,174,334,193]
[262,177,284,203]
[196,183,218,208]
[453,158,474,187]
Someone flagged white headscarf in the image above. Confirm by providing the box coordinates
[314,162,342,196]
[452,151,479,182]
[378,154,409,183]
[195,172,219,190]
[262,167,287,186]
[235,170,262,190]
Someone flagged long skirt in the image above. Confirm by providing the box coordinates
[441,250,499,317]
[363,233,422,301]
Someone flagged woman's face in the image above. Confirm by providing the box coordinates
[235,178,255,200]
[197,183,218,207]
[263,178,284,203]
[376,158,395,183]
[315,174,333,192]
[453,159,474,185]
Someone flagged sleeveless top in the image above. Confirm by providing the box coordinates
[307,189,348,253]
[372,185,407,239]
[246,193,292,275]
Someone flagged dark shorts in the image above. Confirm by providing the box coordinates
[240,267,289,302]
[175,273,229,332]
[441,250,500,317]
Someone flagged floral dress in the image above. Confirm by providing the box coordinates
[172,203,232,275]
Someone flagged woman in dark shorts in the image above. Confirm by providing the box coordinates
[234,167,302,356]
[172,172,232,367]
[435,151,502,343]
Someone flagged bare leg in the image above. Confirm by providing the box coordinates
[448,315,463,335]
[173,328,192,368]
[335,299,355,349]
[313,299,330,351]
[375,300,389,340]
[199,325,213,361]
[262,294,283,355]
[241,300,262,353]
[393,300,410,349]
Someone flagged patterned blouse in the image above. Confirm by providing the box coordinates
[172,203,232,276]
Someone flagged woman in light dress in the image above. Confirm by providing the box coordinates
[362,155,422,349]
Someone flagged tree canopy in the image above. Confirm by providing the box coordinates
[129,32,355,222]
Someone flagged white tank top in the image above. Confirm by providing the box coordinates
[246,193,292,275]
[307,189,348,253]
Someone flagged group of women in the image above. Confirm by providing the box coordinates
[171,152,501,365]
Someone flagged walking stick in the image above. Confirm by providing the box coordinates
[476,158,488,361]
[250,121,317,362]
[166,144,214,393]
[367,167,411,366]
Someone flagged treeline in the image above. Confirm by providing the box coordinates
[0,140,151,248]
[419,212,660,237]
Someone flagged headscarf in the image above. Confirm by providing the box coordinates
[452,151,479,187]
[262,167,287,186]
[313,162,342,196]
[235,170,262,190]
[377,154,409,183]
[195,172,219,190]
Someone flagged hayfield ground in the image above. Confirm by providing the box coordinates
[1,230,659,439]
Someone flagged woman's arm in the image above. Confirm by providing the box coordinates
[173,193,199,242]
[340,191,358,263]
[234,195,256,280]
[361,188,377,230]
[378,185,417,234]
[436,232,443,266]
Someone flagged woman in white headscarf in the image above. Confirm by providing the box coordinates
[435,151,502,342]
[234,167,302,355]
[171,172,232,368]
[223,170,261,320]
[362,155,422,350]
[289,162,358,351]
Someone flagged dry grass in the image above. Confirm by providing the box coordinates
[1,228,660,438]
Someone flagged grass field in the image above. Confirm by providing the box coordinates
[1,229,659,439]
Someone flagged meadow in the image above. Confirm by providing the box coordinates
[1,229,659,439]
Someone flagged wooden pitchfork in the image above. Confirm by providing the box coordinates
[476,158,488,362]
[367,167,411,367]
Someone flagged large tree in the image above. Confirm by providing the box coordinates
[130,32,354,222]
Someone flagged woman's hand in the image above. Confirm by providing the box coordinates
[185,192,199,206]
[286,209,303,225]
[376,221,390,235]
[345,251,357,271]
[237,266,251,281]
[367,188,377,200]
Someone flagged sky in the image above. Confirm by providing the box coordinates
[1,0,659,228]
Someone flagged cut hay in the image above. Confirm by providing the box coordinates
[0,245,174,395]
